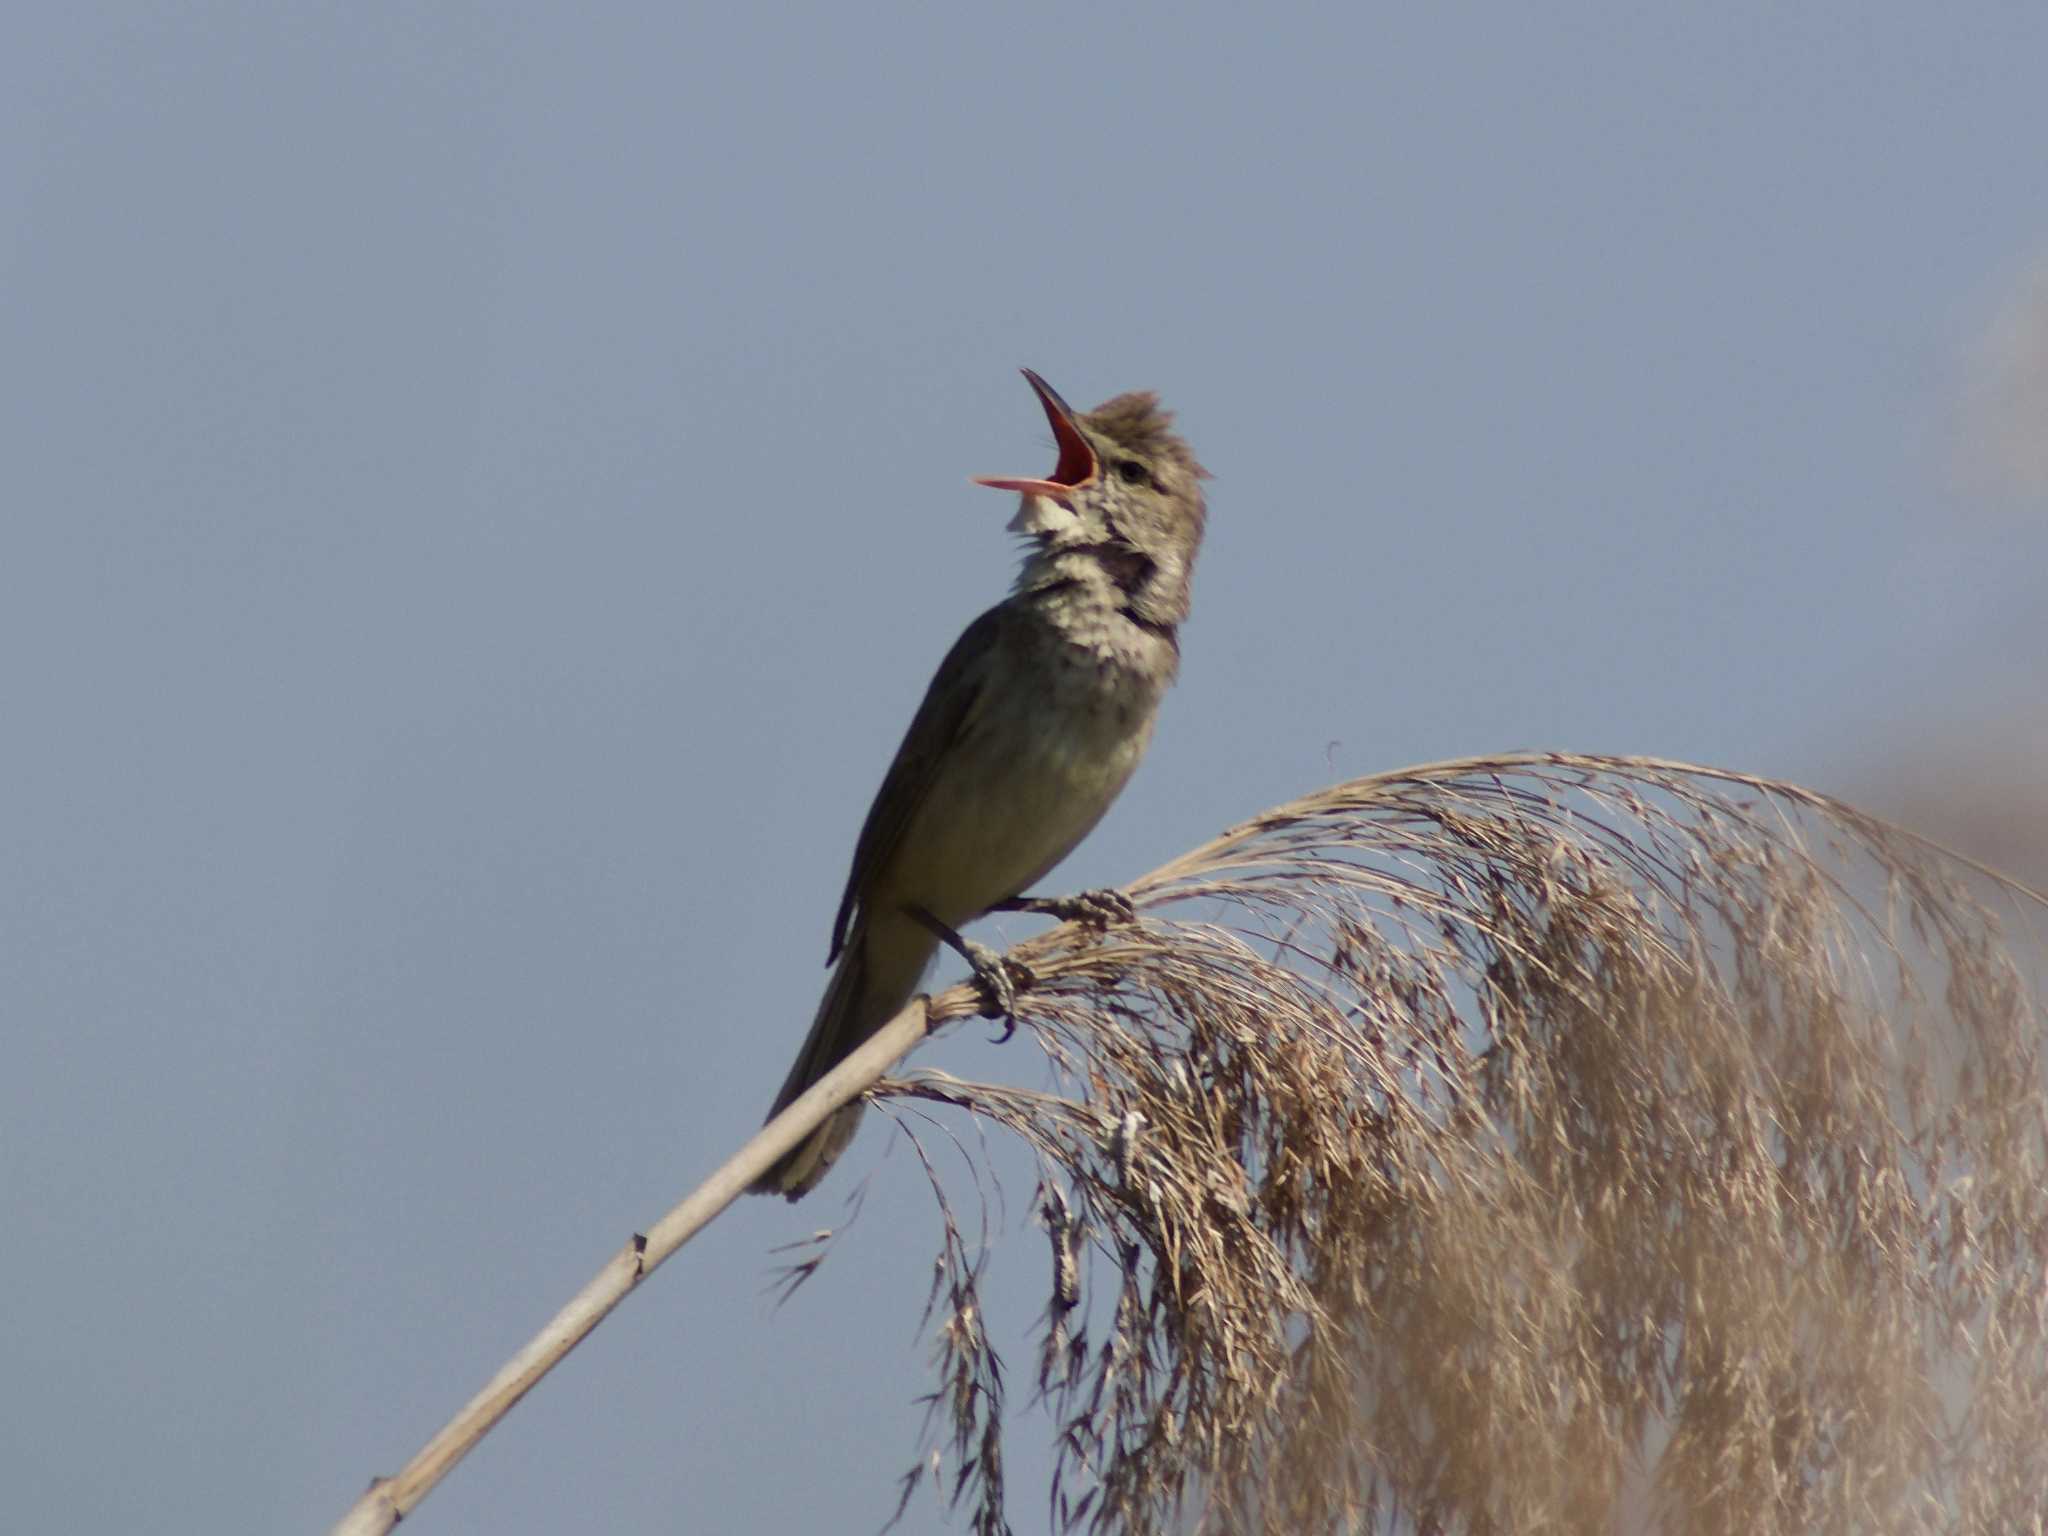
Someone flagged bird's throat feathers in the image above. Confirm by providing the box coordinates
[1005,490,1079,539]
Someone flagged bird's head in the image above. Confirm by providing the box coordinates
[974,369,1208,627]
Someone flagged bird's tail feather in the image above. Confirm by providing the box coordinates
[752,916,933,1200]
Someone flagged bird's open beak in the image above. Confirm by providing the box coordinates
[971,369,1097,504]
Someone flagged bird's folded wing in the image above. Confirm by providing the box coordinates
[828,602,1007,960]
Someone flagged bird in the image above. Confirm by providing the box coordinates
[752,369,1208,1200]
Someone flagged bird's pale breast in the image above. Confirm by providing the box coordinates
[871,600,1170,929]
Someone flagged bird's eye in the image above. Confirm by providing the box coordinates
[1116,459,1151,486]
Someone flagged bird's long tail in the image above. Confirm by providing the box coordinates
[751,914,935,1200]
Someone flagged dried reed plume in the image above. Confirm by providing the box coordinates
[874,752,2048,1536]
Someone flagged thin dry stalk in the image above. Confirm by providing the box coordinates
[328,998,937,1536]
[883,752,2048,1536]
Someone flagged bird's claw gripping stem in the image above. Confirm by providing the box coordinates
[993,887,1137,929]
[906,905,1036,1040]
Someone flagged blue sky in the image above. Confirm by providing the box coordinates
[3,5,2044,1533]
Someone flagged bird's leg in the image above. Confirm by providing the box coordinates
[990,887,1138,928]
[906,904,1037,1040]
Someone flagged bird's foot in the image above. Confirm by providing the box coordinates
[993,887,1138,929]
[961,940,1037,1040]
[906,905,1037,1041]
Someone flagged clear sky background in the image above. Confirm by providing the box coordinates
[4,6,2045,1534]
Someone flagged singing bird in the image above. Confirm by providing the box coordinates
[753,371,1208,1199]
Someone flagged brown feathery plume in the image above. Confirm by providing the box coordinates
[879,752,2048,1536]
